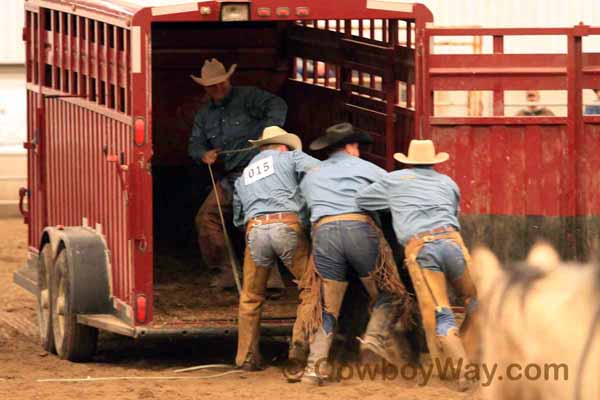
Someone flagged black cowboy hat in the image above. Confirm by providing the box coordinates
[309,122,373,151]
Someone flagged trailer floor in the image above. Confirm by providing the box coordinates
[152,253,298,327]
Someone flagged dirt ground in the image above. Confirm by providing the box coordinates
[0,218,476,400]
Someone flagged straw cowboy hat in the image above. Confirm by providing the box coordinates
[248,126,302,150]
[190,58,237,86]
[394,139,449,165]
[309,122,373,151]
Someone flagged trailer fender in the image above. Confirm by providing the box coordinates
[45,227,112,314]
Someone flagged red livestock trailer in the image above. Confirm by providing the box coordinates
[13,0,600,361]
[13,0,433,361]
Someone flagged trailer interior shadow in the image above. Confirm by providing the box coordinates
[151,21,311,327]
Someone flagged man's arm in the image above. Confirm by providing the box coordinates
[188,112,210,163]
[292,151,320,180]
[233,180,245,229]
[356,177,391,211]
[450,179,461,217]
[367,162,388,183]
[246,88,288,128]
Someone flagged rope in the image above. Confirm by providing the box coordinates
[217,147,255,155]
[207,163,242,294]
[174,364,235,373]
[37,371,244,383]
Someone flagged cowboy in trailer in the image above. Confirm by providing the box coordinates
[233,126,320,371]
[356,139,479,391]
[298,123,413,385]
[188,58,288,289]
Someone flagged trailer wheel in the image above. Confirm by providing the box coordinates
[36,245,55,353]
[51,249,98,361]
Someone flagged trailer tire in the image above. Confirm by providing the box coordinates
[51,249,98,361]
[36,245,55,353]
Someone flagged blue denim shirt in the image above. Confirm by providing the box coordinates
[300,151,387,223]
[188,86,288,172]
[356,166,461,245]
[233,150,320,227]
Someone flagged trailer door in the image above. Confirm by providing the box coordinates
[284,19,416,170]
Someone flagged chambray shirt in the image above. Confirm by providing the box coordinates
[300,151,387,223]
[233,150,320,227]
[188,86,288,172]
[356,166,461,245]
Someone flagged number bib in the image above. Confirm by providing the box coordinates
[244,156,275,185]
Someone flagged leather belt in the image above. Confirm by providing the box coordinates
[250,212,299,225]
[314,213,370,230]
[411,226,457,243]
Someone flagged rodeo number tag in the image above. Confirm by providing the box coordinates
[244,156,275,185]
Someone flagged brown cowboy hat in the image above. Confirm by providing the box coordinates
[309,122,373,151]
[393,139,449,165]
[248,126,302,151]
[190,58,236,86]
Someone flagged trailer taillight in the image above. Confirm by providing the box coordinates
[257,7,271,17]
[136,294,148,324]
[275,7,290,17]
[134,117,145,146]
[295,7,310,17]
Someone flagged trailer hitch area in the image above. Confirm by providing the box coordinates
[18,187,30,224]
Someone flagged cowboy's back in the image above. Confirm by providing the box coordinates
[233,149,319,227]
[188,86,288,172]
[356,140,477,391]
[300,151,386,223]
[357,167,460,245]
[231,127,317,371]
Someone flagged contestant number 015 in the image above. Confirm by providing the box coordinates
[244,156,275,185]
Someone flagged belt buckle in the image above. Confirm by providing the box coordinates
[422,235,435,243]
[252,218,263,226]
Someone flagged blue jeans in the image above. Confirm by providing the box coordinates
[247,222,298,269]
[416,239,467,282]
[313,220,380,281]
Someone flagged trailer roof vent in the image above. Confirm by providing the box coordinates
[221,3,250,21]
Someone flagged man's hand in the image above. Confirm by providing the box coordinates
[201,149,221,165]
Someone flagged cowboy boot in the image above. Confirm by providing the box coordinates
[358,276,393,363]
[437,327,472,391]
[236,264,271,370]
[359,308,398,363]
[302,279,348,385]
[301,327,335,385]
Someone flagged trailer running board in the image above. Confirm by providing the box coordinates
[77,314,293,339]
[13,261,38,295]
[77,314,135,337]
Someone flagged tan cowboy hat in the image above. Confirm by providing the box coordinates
[393,139,449,165]
[190,58,237,86]
[248,126,302,150]
[309,122,373,151]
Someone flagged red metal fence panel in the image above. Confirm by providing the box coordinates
[423,26,600,260]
